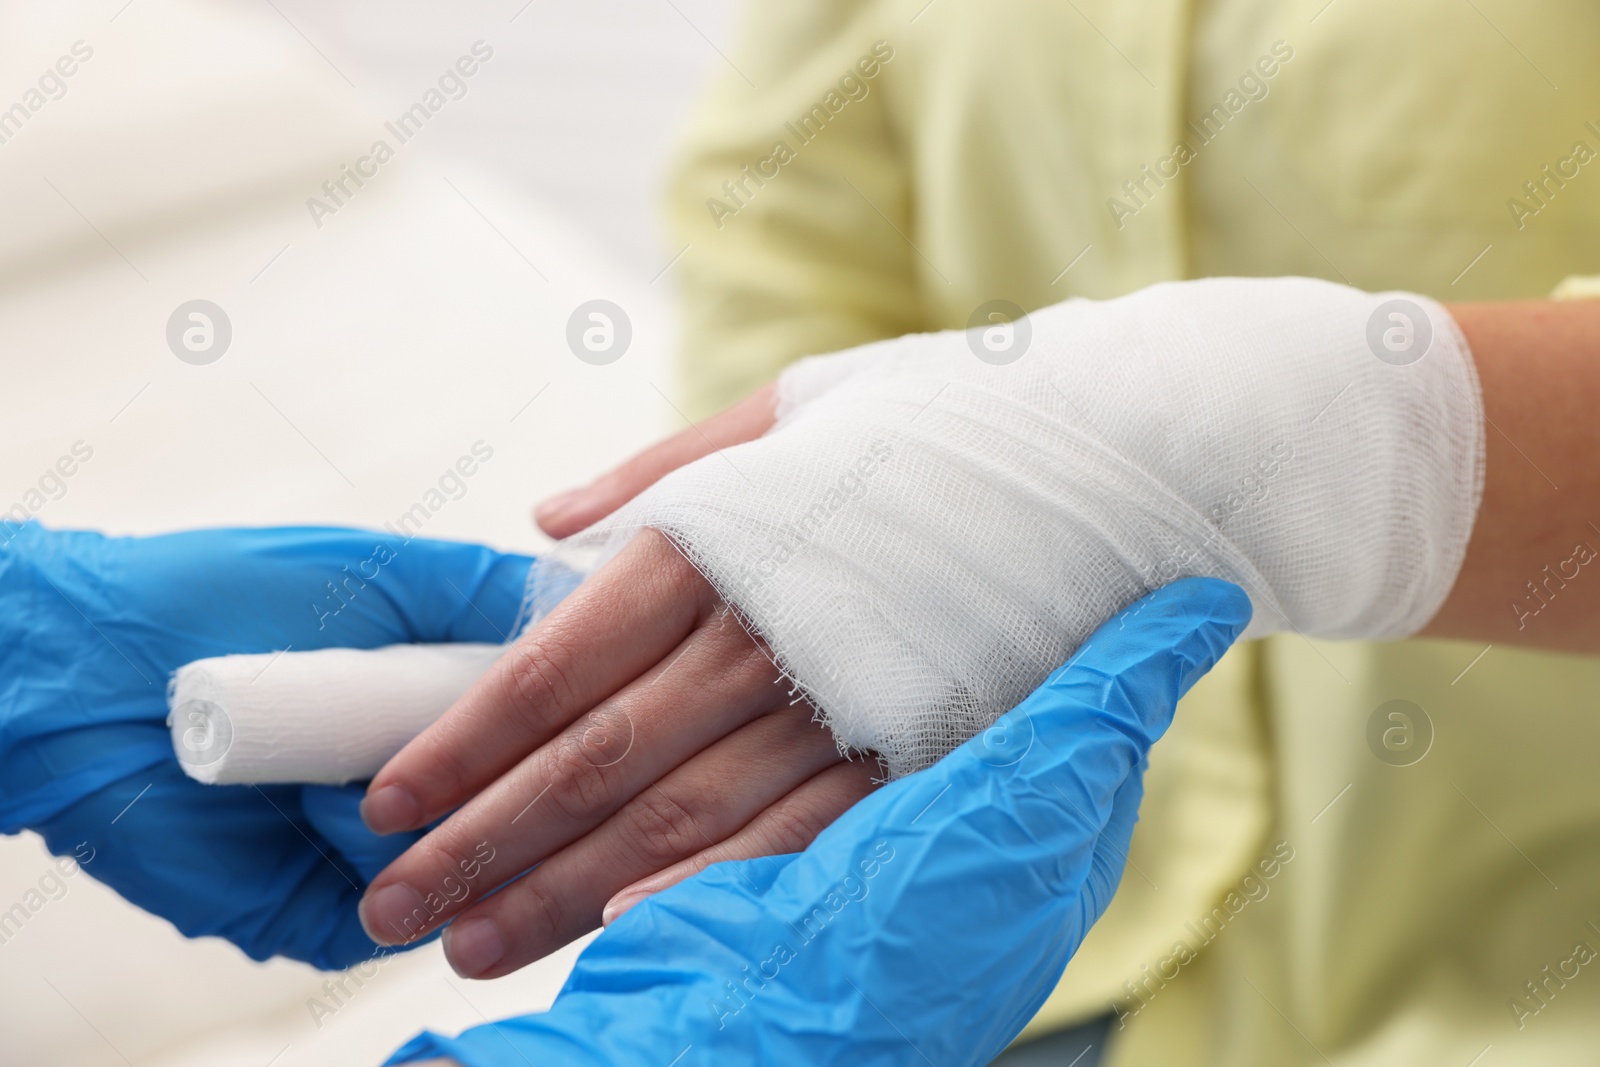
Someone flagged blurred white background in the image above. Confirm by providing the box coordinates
[0,1,739,1063]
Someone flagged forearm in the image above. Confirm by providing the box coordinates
[1423,300,1600,651]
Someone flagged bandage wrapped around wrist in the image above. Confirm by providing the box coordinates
[551,277,1485,776]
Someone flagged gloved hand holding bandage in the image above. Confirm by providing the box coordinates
[545,276,1484,776]
[0,525,530,968]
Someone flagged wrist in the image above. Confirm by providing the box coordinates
[1423,299,1600,647]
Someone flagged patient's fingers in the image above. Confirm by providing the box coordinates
[600,759,880,928]
[362,529,716,835]
[535,383,776,538]
[439,709,868,979]
[360,605,784,945]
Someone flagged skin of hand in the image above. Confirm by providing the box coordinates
[382,387,783,1057]
[357,392,880,981]
[532,383,779,538]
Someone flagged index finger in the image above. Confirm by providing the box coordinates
[361,529,717,835]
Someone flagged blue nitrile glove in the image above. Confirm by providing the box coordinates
[0,523,532,969]
[386,577,1250,1067]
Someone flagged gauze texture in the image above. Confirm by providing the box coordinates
[539,278,1484,777]
[168,643,503,784]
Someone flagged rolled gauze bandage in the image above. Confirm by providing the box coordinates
[168,643,505,785]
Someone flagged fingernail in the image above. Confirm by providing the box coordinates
[601,890,646,927]
[361,784,420,834]
[444,917,506,978]
[360,882,428,945]
[534,488,585,530]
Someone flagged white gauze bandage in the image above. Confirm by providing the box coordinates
[168,643,504,784]
[543,277,1484,777]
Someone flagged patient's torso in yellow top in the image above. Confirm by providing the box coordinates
[666,1,1600,1063]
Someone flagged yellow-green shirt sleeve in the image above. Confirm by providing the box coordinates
[665,3,924,419]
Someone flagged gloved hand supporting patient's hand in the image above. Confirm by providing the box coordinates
[386,577,1250,1067]
[0,524,530,969]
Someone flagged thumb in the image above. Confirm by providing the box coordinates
[535,384,777,537]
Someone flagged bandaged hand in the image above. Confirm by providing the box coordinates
[534,276,1484,778]
[363,275,1483,979]
[357,527,880,978]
